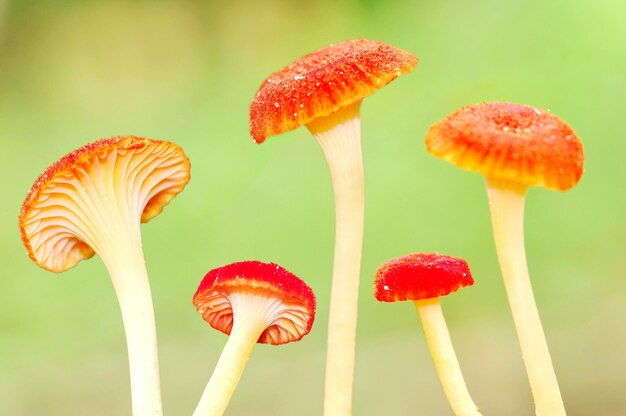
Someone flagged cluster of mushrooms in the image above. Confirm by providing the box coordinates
[18,39,584,415]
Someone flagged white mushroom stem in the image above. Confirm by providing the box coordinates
[307,100,364,416]
[193,293,300,416]
[486,178,565,416]
[100,238,162,416]
[414,298,482,416]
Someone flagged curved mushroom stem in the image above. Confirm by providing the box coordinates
[193,294,282,416]
[100,233,163,416]
[415,298,482,416]
[307,101,364,416]
[192,324,262,416]
[486,178,565,416]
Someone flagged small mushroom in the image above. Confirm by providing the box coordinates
[250,39,417,414]
[425,102,584,415]
[19,136,191,416]
[192,260,316,416]
[375,253,482,416]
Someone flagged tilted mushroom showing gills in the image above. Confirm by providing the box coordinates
[19,136,190,416]
[375,253,482,416]
[250,39,417,415]
[192,261,316,416]
[426,102,584,416]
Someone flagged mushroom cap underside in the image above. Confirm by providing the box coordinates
[250,38,418,143]
[19,135,190,272]
[193,261,316,345]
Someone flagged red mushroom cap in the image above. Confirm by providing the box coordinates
[193,261,316,345]
[19,136,191,272]
[425,102,584,191]
[374,253,474,302]
[250,39,418,143]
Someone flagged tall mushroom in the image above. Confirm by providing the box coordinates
[425,102,584,415]
[192,260,316,416]
[19,136,191,416]
[250,39,418,415]
[374,253,482,416]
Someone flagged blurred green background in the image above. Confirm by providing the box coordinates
[1,0,625,414]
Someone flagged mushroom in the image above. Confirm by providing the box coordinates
[250,39,418,414]
[192,260,316,416]
[374,253,481,416]
[425,102,584,415]
[19,136,191,416]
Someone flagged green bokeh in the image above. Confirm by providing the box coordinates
[1,0,625,414]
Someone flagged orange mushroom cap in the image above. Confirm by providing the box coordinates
[374,253,474,302]
[425,102,584,191]
[250,39,418,143]
[193,261,316,345]
[19,136,191,272]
